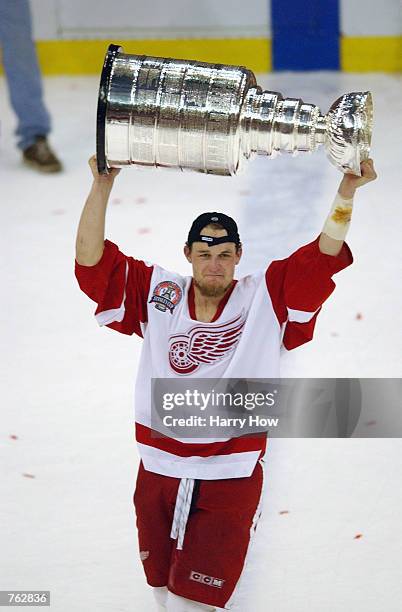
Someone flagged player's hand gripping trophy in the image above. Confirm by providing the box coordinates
[96,44,373,178]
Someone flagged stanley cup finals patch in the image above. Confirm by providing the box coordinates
[149,281,183,314]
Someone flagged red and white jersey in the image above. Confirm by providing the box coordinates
[75,236,352,479]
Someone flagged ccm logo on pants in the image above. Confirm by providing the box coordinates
[189,571,225,589]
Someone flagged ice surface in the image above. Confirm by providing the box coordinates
[1,72,401,611]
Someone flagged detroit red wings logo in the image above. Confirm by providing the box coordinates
[169,312,246,375]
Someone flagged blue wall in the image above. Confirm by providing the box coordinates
[271,0,340,70]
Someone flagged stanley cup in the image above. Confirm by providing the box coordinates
[97,44,373,177]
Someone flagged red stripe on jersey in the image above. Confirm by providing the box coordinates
[75,239,153,337]
[136,422,267,457]
[282,309,321,350]
[266,235,353,350]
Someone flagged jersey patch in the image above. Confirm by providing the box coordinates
[168,312,246,375]
[149,281,183,314]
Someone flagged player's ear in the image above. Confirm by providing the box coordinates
[184,244,192,262]
[235,245,242,264]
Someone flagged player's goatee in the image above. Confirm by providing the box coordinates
[194,279,232,298]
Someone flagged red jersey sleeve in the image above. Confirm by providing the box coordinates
[265,235,353,350]
[75,239,153,337]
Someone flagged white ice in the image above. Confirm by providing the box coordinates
[1,71,402,612]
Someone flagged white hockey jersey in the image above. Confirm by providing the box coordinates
[75,236,353,479]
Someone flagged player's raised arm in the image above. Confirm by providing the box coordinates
[319,159,377,256]
[75,155,121,266]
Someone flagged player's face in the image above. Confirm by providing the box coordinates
[184,227,242,298]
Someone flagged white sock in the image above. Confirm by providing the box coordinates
[153,586,168,610]
[166,591,216,611]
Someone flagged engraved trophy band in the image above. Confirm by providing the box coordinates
[97,44,373,177]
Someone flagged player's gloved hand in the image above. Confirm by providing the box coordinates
[88,154,121,183]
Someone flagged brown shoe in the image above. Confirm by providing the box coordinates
[23,136,62,173]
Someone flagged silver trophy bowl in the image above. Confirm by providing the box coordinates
[97,44,373,177]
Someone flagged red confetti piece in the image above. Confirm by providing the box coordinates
[354,534,363,539]
[9,435,18,440]
[135,197,147,204]
[138,227,151,235]
[279,510,289,515]
[22,473,35,479]
[355,313,363,320]
[52,209,66,215]
[112,198,122,205]
[365,420,377,426]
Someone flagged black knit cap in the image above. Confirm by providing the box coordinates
[187,212,241,248]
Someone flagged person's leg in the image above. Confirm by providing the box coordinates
[133,461,179,590]
[153,586,168,610]
[166,591,216,611]
[168,458,265,610]
[0,0,51,149]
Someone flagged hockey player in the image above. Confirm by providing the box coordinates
[75,156,376,611]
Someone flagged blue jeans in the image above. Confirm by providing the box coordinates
[0,0,51,150]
